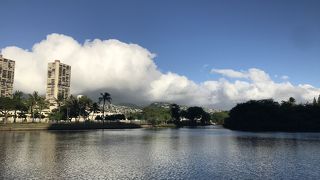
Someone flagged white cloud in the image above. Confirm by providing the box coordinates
[1,33,320,109]
[209,68,320,108]
[281,75,289,80]
[211,68,248,78]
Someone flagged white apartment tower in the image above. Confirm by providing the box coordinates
[46,60,71,106]
[0,55,15,97]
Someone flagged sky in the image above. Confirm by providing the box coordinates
[1,0,320,109]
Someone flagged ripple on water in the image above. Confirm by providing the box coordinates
[1,128,320,179]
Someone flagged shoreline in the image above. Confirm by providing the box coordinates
[0,123,214,131]
[0,123,50,131]
[3,123,320,133]
[0,122,142,131]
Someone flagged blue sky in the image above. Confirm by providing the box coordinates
[1,0,320,108]
[1,0,320,85]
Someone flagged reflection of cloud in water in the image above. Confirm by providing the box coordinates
[1,129,320,179]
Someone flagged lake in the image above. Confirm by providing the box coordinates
[1,127,320,179]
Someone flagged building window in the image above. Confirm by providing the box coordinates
[7,71,11,79]
[2,70,7,78]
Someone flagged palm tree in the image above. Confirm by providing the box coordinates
[65,95,80,122]
[98,92,112,124]
[90,102,100,121]
[27,91,40,123]
[55,94,65,111]
[37,96,49,122]
[78,96,92,121]
[12,91,24,123]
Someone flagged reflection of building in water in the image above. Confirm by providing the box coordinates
[46,60,71,109]
[0,55,15,97]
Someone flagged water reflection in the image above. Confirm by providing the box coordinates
[1,128,320,179]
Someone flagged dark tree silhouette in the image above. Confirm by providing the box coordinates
[313,97,317,105]
[89,102,100,120]
[98,92,112,124]
[185,107,205,126]
[104,114,125,121]
[170,104,181,126]
[288,97,296,105]
[224,97,320,132]
[65,95,80,121]
[78,96,92,120]
[201,112,211,125]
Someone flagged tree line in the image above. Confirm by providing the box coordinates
[48,92,114,124]
[126,104,213,126]
[0,91,116,124]
[0,91,49,123]
[170,104,211,127]
[224,96,320,131]
[1,90,215,127]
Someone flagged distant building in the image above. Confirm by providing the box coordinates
[46,60,71,108]
[0,55,15,97]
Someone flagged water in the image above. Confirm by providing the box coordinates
[1,127,320,179]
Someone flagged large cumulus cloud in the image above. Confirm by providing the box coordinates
[1,33,320,109]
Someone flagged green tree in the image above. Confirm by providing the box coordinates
[55,94,65,115]
[142,106,171,126]
[98,92,112,124]
[12,91,25,123]
[18,103,28,122]
[127,112,143,121]
[64,95,80,121]
[27,91,40,123]
[48,110,63,122]
[211,111,229,125]
[37,96,49,122]
[0,97,15,123]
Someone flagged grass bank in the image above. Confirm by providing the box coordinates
[140,124,177,128]
[48,122,141,130]
[0,122,141,131]
[0,123,50,131]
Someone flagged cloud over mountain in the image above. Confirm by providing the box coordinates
[1,33,320,109]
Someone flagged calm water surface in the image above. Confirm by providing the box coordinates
[1,127,320,179]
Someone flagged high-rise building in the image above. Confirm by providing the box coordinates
[0,55,15,97]
[46,60,71,107]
